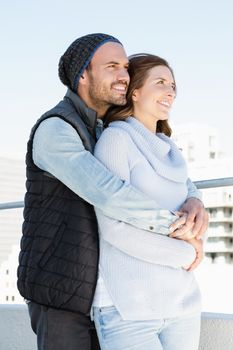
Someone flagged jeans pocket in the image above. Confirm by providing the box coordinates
[97,306,121,327]
[99,306,116,314]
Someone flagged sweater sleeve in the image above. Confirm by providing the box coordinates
[186,178,202,201]
[96,210,196,268]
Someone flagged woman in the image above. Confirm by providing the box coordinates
[92,54,202,350]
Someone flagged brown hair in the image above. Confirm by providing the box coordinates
[104,53,176,137]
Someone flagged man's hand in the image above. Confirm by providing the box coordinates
[169,198,209,240]
[183,238,204,271]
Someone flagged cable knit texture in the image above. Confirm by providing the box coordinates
[93,117,201,320]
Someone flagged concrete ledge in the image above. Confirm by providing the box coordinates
[1,305,233,350]
[0,304,37,350]
[199,312,233,350]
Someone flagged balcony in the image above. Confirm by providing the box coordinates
[207,231,233,238]
[205,237,233,253]
[1,177,233,349]
[1,304,233,350]
[209,217,233,223]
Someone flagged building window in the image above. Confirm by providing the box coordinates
[12,296,15,301]
[209,208,217,218]
[224,208,232,217]
[209,152,216,159]
[6,269,9,275]
[188,142,195,162]
[210,253,216,263]
[6,296,9,301]
[209,135,216,148]
[225,223,232,233]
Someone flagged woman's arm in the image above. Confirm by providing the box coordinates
[95,126,196,268]
[97,209,196,268]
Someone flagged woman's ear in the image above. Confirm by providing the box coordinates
[132,89,138,102]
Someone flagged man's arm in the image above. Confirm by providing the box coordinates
[33,117,177,234]
[182,179,208,239]
[170,185,209,240]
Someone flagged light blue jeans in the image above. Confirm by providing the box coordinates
[93,306,201,350]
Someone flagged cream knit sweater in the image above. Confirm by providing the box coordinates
[93,117,201,320]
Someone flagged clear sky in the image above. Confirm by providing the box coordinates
[1,0,233,159]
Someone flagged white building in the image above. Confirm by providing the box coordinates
[200,185,233,264]
[0,244,24,303]
[0,157,25,303]
[173,123,233,264]
[0,157,25,203]
[172,122,221,163]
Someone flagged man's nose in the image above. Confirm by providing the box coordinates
[117,68,130,83]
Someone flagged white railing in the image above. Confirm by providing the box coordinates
[1,177,233,211]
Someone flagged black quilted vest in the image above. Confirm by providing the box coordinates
[17,90,99,314]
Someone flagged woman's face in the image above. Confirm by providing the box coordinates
[132,65,176,131]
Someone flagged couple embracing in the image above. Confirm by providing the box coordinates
[17,33,208,350]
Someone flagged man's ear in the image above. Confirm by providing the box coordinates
[79,69,88,85]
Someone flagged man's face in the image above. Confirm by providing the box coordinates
[84,42,130,116]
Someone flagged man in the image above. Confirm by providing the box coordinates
[17,33,208,350]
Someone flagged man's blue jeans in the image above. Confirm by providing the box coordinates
[93,305,201,350]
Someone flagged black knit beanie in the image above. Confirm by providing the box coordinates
[58,33,122,92]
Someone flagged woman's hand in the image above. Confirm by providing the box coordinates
[168,210,205,271]
[182,238,204,271]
